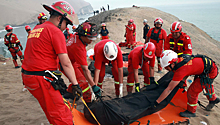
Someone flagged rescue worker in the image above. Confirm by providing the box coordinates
[94,40,124,98]
[4,25,23,68]
[127,42,156,94]
[143,19,150,40]
[37,12,47,25]
[164,21,192,56]
[145,17,167,73]
[63,27,73,41]
[21,1,82,124]
[25,25,31,37]
[152,50,220,117]
[124,19,136,49]
[99,23,109,40]
[63,22,101,103]
[72,25,77,35]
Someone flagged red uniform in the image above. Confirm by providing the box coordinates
[65,34,91,103]
[125,24,135,49]
[147,27,167,71]
[22,21,73,125]
[4,33,23,67]
[173,57,218,113]
[127,46,155,92]
[94,39,123,96]
[132,23,136,44]
[164,32,192,56]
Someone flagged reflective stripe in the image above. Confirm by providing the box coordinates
[16,40,20,43]
[210,92,215,95]
[115,81,119,84]
[177,52,183,55]
[187,102,197,107]
[169,42,175,44]
[127,83,134,86]
[98,82,102,85]
[144,83,150,86]
[177,43,183,46]
[82,86,90,93]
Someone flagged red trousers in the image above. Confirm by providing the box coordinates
[65,63,92,103]
[187,63,218,113]
[97,62,120,96]
[9,48,23,67]
[102,36,108,40]
[22,73,73,125]
[127,58,150,93]
[126,34,135,49]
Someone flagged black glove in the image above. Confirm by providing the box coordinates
[92,85,101,97]
[135,83,140,92]
[71,84,82,100]
[151,100,159,108]
[149,77,159,85]
[20,46,23,50]
[178,81,185,88]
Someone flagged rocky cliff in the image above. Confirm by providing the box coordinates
[0,0,93,29]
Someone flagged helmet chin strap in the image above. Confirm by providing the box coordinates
[58,13,67,29]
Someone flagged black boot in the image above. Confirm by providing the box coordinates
[179,110,196,117]
[206,98,220,111]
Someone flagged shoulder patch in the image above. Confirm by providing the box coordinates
[186,37,190,39]
[188,44,192,49]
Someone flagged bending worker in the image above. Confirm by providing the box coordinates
[63,22,101,103]
[164,21,192,56]
[145,17,167,73]
[94,39,124,98]
[4,25,23,68]
[21,1,82,124]
[127,42,156,94]
[152,50,220,117]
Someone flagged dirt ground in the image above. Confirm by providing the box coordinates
[1,7,220,125]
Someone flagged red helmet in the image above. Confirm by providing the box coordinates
[43,1,75,25]
[5,25,13,31]
[154,17,163,25]
[72,25,76,30]
[143,42,155,58]
[66,27,69,30]
[170,21,182,33]
[38,12,47,20]
[129,19,134,23]
[76,22,98,37]
[101,23,106,27]
[25,25,31,30]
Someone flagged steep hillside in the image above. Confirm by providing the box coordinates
[0,0,93,29]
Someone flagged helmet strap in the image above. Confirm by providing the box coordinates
[58,13,67,29]
[79,35,88,46]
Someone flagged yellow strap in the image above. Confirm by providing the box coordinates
[98,82,102,85]
[127,83,134,86]
[82,86,90,93]
[80,96,101,125]
[115,81,120,84]
[187,102,197,107]
[169,42,175,44]
[177,43,183,46]
[177,52,183,55]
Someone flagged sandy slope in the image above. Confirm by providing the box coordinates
[1,7,220,125]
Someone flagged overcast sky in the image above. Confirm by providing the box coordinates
[84,0,219,10]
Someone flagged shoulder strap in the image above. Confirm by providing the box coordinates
[5,33,13,44]
[173,54,194,71]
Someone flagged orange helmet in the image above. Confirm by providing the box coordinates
[43,1,75,25]
[72,25,76,30]
[101,23,106,27]
[143,42,155,58]
[154,17,163,25]
[5,25,13,31]
[76,22,98,37]
[38,12,47,20]
[170,21,182,33]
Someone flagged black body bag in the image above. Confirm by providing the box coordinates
[84,71,180,125]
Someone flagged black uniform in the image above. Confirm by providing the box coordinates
[143,24,150,39]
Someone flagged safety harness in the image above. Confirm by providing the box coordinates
[172,54,216,98]
[5,33,20,53]
[150,28,161,43]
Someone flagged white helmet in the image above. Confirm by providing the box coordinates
[143,19,148,23]
[103,42,118,61]
[160,50,178,67]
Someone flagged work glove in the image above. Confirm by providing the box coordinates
[124,34,126,37]
[178,81,186,88]
[92,85,101,97]
[119,83,123,98]
[135,83,140,92]
[133,33,135,36]
[149,77,159,85]
[71,84,83,101]
[20,46,23,50]
[150,100,159,108]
